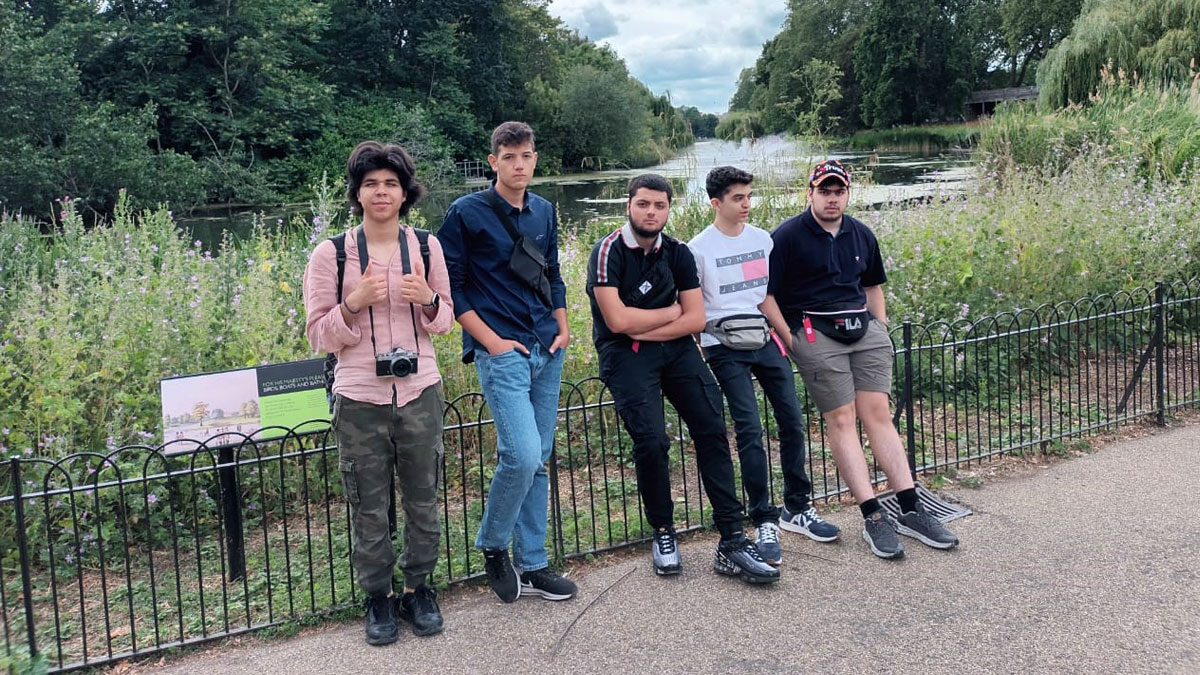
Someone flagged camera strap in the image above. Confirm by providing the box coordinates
[356,225,422,358]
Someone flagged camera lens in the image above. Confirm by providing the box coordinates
[390,359,412,378]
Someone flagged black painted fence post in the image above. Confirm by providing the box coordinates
[903,322,917,479]
[10,458,37,661]
[1155,280,1166,426]
[548,443,565,565]
[217,447,246,582]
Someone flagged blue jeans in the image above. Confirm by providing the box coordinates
[473,344,564,571]
[705,341,813,524]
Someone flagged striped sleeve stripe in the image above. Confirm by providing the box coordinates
[595,228,621,284]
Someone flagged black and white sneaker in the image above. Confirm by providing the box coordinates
[519,568,577,600]
[482,548,520,602]
[779,505,841,542]
[652,528,682,575]
[896,506,959,549]
[862,510,905,559]
[714,538,781,584]
[755,522,782,566]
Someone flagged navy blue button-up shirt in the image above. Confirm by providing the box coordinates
[437,185,567,363]
[768,208,887,332]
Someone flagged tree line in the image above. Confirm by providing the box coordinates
[726,0,1085,137]
[0,0,716,220]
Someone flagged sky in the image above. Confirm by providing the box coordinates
[548,0,788,114]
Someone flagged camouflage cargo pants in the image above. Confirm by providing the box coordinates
[332,384,444,595]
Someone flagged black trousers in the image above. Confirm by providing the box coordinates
[600,339,746,539]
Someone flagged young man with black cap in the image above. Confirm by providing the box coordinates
[587,173,779,584]
[687,165,840,566]
[765,159,960,559]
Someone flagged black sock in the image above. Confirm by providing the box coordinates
[897,488,919,514]
[859,498,882,519]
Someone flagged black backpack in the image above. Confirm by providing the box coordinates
[322,228,432,413]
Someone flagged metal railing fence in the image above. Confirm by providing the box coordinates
[2,279,1198,672]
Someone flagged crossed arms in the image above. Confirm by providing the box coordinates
[592,286,706,342]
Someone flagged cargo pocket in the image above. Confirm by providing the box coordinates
[338,457,360,505]
[699,376,724,418]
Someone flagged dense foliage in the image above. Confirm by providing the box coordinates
[0,0,705,219]
[5,134,1199,458]
[730,0,1084,136]
[1038,0,1200,108]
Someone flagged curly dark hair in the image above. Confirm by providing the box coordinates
[345,141,425,218]
[627,174,674,203]
[705,165,753,200]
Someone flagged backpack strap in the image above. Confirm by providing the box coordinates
[330,232,348,303]
[414,228,431,281]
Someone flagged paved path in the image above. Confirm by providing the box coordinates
[146,425,1200,674]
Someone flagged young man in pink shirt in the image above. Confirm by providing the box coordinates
[303,141,453,645]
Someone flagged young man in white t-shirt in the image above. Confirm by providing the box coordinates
[687,166,840,565]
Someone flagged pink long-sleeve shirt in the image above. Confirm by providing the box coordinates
[303,226,454,408]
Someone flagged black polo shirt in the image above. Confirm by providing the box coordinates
[768,208,887,331]
[587,223,700,352]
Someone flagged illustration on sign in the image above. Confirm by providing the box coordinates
[160,359,329,452]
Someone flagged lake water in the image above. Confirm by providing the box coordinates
[181,135,975,248]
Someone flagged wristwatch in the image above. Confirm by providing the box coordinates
[423,292,440,309]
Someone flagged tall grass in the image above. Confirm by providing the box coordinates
[980,72,1200,181]
[844,124,980,152]
[3,147,1199,458]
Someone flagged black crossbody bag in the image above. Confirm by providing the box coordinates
[484,189,553,306]
[621,257,677,309]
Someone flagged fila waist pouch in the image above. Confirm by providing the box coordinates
[805,308,871,344]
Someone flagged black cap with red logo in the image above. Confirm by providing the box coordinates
[808,159,851,188]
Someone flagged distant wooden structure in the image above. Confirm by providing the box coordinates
[456,159,490,183]
[966,86,1039,119]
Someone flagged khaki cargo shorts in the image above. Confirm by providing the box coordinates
[785,319,894,413]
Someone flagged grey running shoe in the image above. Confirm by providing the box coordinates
[651,528,682,576]
[779,505,841,542]
[755,522,782,565]
[714,538,781,584]
[862,510,905,559]
[896,506,960,549]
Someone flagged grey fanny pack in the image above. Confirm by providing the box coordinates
[705,313,771,350]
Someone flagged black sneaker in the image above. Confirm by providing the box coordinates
[714,537,781,584]
[862,510,905,559]
[482,548,520,603]
[364,593,399,646]
[895,506,960,549]
[398,585,444,636]
[519,567,578,601]
[651,527,682,575]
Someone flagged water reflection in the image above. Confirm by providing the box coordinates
[180,135,975,248]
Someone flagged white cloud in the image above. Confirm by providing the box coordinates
[550,0,787,113]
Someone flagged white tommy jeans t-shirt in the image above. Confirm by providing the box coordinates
[687,223,773,348]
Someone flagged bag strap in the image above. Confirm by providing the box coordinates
[414,228,431,280]
[483,187,523,243]
[330,233,347,303]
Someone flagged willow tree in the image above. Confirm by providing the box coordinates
[1039,0,1200,108]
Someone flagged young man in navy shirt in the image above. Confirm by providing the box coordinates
[438,122,576,602]
[587,173,779,584]
[765,160,959,559]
